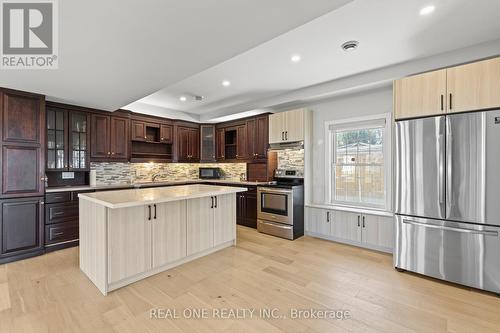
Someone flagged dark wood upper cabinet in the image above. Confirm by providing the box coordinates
[236,124,248,160]
[109,117,129,160]
[189,128,200,161]
[131,120,146,141]
[175,125,199,162]
[2,146,43,196]
[90,114,129,161]
[245,115,268,160]
[68,111,90,170]
[160,124,173,143]
[200,125,215,162]
[46,106,89,171]
[90,114,110,159]
[2,91,42,144]
[0,89,45,198]
[0,197,44,262]
[254,115,269,159]
[216,128,225,161]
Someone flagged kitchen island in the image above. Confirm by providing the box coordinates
[78,184,246,295]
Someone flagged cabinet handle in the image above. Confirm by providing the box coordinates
[107,152,111,155]
[161,137,164,141]
[440,94,444,111]
[326,211,330,223]
[148,205,151,220]
[211,196,214,209]
[285,131,288,140]
[362,216,365,228]
[144,136,147,139]
[154,204,157,219]
[215,196,218,208]
[357,215,360,227]
[52,232,64,237]
[449,93,453,110]
[281,132,284,140]
[111,152,115,155]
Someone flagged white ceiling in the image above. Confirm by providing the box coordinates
[127,0,500,121]
[0,0,351,110]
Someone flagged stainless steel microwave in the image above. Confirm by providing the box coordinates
[199,167,222,179]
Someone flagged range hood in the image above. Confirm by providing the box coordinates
[268,141,304,150]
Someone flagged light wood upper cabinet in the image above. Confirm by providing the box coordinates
[394,57,500,119]
[268,109,307,144]
[447,57,500,113]
[268,112,286,143]
[393,69,447,120]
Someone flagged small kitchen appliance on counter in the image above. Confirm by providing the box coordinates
[199,167,222,179]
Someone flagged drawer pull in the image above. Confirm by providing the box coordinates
[52,232,65,237]
[53,212,65,216]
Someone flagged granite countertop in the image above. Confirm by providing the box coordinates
[79,184,247,209]
[45,179,273,193]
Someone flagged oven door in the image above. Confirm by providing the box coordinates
[257,187,293,225]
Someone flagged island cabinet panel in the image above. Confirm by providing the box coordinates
[186,196,214,256]
[152,200,187,268]
[78,187,241,295]
[107,206,152,285]
[213,194,236,246]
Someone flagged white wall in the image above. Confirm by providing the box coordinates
[306,85,393,204]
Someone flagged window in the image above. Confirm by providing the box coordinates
[327,114,391,210]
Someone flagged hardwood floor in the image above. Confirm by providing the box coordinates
[0,226,499,332]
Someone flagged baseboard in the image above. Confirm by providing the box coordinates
[305,231,393,254]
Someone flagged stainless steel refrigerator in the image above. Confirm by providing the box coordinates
[395,110,500,294]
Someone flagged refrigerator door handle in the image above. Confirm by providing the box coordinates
[446,116,453,209]
[438,133,445,205]
[402,219,498,236]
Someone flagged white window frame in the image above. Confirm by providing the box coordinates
[324,112,392,211]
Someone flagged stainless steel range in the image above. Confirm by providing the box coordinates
[257,169,304,240]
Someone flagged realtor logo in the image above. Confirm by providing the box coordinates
[1,0,58,69]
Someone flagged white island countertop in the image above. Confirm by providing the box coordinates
[78,184,247,209]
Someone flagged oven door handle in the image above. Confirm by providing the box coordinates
[259,221,293,229]
[258,188,293,194]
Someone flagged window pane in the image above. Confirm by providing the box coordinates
[332,124,385,208]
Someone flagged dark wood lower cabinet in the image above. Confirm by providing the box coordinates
[0,197,44,264]
[43,189,94,251]
[236,187,257,229]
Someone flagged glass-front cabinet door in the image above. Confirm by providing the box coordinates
[69,112,89,170]
[46,108,67,170]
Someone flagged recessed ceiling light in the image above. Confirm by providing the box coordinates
[179,96,187,102]
[290,54,301,63]
[419,5,435,15]
[222,80,231,87]
[341,40,359,52]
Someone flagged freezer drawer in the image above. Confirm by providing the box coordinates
[395,215,500,294]
[395,116,445,219]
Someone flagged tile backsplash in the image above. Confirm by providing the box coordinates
[277,148,304,172]
[91,162,247,186]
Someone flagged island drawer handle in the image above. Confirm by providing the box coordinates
[210,196,214,209]
[154,204,157,219]
[214,196,218,208]
[148,205,151,220]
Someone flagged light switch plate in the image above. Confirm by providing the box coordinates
[62,172,75,179]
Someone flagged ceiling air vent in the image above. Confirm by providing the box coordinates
[194,95,204,101]
[341,40,359,52]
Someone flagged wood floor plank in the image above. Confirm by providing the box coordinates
[0,226,499,332]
